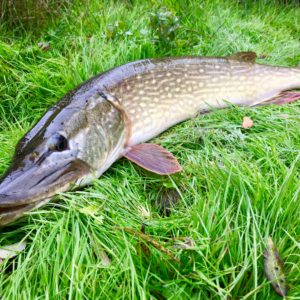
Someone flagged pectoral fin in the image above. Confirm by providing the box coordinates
[124,144,182,175]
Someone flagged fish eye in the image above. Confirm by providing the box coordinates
[47,133,68,152]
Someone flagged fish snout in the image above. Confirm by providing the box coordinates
[0,174,43,225]
[0,159,90,206]
[0,158,91,225]
[0,164,51,207]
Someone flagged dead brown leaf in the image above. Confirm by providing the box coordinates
[242,116,254,129]
[0,241,26,263]
[264,237,287,297]
[38,42,50,51]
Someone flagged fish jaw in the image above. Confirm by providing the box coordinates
[0,198,51,226]
[0,157,91,225]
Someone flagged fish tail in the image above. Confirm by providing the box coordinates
[254,65,300,106]
[257,65,300,106]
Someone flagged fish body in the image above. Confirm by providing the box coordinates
[0,53,300,225]
[107,56,300,145]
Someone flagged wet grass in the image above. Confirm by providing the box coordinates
[0,0,300,299]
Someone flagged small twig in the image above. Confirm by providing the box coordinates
[116,226,180,263]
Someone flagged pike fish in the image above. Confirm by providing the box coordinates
[0,52,300,225]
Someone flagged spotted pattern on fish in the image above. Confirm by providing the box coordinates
[0,54,300,226]
[101,57,300,144]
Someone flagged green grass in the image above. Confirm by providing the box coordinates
[0,0,300,299]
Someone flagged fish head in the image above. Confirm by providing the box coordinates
[0,90,126,225]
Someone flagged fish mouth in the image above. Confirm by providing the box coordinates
[0,199,51,226]
[0,159,91,226]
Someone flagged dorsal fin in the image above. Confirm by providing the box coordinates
[228,51,257,63]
